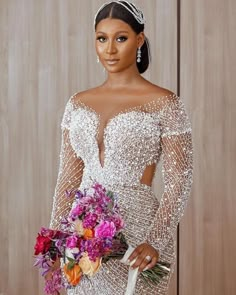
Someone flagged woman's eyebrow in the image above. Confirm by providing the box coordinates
[96,30,129,34]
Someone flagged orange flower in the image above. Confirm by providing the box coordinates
[83,228,94,240]
[63,263,82,286]
[79,252,102,276]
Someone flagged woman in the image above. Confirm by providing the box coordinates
[48,1,193,294]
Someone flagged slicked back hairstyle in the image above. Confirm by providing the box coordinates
[94,1,151,74]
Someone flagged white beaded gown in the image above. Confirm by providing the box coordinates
[49,91,193,295]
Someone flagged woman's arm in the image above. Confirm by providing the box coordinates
[145,94,193,256]
[49,96,84,230]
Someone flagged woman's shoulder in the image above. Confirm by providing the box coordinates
[69,86,101,103]
[67,83,177,107]
[140,82,177,107]
[146,84,175,99]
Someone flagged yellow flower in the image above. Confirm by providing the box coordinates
[79,252,102,276]
[74,219,84,235]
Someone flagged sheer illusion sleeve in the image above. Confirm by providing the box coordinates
[49,96,84,230]
[145,95,193,255]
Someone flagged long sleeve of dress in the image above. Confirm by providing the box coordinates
[49,96,84,230]
[145,95,193,255]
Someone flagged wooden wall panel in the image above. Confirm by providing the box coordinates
[0,1,177,294]
[180,0,236,294]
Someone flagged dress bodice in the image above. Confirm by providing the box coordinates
[50,91,193,260]
[61,93,191,192]
[67,102,162,190]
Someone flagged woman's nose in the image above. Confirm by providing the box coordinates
[106,40,117,54]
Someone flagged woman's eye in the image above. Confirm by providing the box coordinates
[117,36,127,42]
[96,36,127,43]
[97,37,106,43]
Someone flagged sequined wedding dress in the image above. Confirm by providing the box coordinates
[49,92,193,295]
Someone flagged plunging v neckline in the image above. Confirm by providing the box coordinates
[77,98,146,169]
[74,93,176,169]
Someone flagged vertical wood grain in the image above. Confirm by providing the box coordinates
[180,0,236,294]
[0,1,177,294]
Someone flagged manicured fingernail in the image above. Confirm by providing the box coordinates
[130,260,136,266]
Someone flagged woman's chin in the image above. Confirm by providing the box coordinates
[104,66,126,74]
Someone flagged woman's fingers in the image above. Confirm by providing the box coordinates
[143,255,158,271]
[127,243,159,272]
[127,245,143,263]
[130,254,146,270]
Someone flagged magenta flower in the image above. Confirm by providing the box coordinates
[82,212,98,229]
[44,269,64,294]
[34,180,127,293]
[94,220,116,239]
[69,204,84,220]
[94,206,103,216]
[66,235,78,249]
[112,214,125,231]
[80,195,95,206]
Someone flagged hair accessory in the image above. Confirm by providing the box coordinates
[137,47,141,63]
[94,1,146,27]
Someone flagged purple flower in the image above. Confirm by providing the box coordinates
[65,187,78,198]
[34,255,52,276]
[102,238,113,252]
[111,214,125,231]
[75,189,84,199]
[94,220,116,239]
[66,235,78,249]
[94,206,104,219]
[82,213,98,229]
[44,269,64,294]
[85,238,104,261]
[80,196,95,207]
[55,239,65,255]
[92,182,106,194]
[69,204,84,220]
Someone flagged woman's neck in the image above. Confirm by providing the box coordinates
[102,65,144,89]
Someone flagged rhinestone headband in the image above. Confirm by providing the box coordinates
[94,1,146,27]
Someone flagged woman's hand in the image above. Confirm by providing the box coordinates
[127,243,159,272]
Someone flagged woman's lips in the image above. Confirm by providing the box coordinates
[105,59,119,65]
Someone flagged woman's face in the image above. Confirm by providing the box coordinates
[95,18,144,73]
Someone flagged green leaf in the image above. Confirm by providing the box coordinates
[67,262,75,270]
[66,256,76,263]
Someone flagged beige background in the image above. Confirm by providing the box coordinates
[0,0,235,294]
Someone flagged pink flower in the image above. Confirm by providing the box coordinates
[82,213,98,229]
[94,221,116,239]
[70,205,84,220]
[112,215,125,231]
[44,269,64,294]
[66,235,78,249]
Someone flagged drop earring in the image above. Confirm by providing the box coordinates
[137,47,141,63]
[97,55,100,63]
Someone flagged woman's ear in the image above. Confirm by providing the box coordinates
[137,32,145,47]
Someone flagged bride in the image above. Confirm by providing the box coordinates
[47,1,193,294]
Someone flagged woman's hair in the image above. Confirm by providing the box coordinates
[94,1,151,74]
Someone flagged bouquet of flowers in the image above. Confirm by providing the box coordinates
[34,181,171,294]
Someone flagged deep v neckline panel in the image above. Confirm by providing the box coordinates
[76,98,147,169]
[71,93,178,169]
